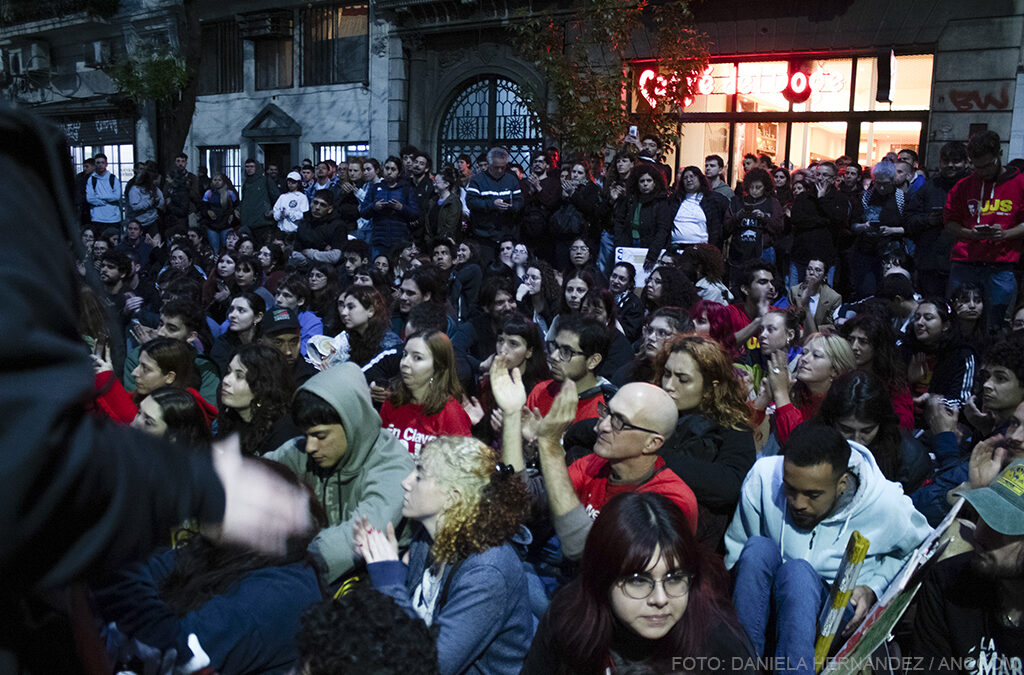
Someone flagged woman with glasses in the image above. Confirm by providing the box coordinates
[380,329,472,456]
[521,492,754,674]
[653,335,755,550]
[354,435,533,675]
[563,237,607,287]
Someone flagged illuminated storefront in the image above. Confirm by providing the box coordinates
[631,53,933,185]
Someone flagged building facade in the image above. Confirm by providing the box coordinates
[1,0,1022,184]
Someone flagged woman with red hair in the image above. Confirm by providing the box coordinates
[690,299,739,358]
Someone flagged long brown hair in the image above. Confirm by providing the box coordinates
[338,285,389,365]
[653,334,751,430]
[389,330,463,416]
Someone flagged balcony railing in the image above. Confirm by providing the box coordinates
[0,0,118,28]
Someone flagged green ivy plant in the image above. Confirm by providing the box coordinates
[110,48,190,103]
[511,0,708,154]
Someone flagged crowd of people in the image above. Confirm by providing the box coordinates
[65,129,1024,674]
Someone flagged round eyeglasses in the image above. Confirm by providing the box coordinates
[618,571,693,600]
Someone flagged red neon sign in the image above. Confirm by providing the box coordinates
[637,63,846,108]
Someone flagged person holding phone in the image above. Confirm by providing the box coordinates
[359,156,419,259]
[944,130,1024,332]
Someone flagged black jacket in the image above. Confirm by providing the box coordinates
[613,191,674,266]
[904,174,963,272]
[1,109,226,671]
[659,412,756,550]
[790,188,856,265]
[295,210,348,252]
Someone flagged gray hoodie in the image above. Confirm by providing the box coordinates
[265,362,413,584]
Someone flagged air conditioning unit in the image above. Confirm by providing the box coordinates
[237,10,293,40]
[85,40,111,68]
[24,41,50,73]
[8,48,24,77]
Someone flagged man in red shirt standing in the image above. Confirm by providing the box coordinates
[945,130,1024,332]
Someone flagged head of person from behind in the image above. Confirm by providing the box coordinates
[543,492,743,670]
[400,435,529,555]
[781,424,851,531]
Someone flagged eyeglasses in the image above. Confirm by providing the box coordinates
[545,340,586,361]
[617,571,693,600]
[597,402,660,434]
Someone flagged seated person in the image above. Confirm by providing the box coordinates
[611,306,693,387]
[789,258,841,333]
[94,461,325,675]
[909,459,1024,670]
[726,260,780,356]
[494,365,698,560]
[260,307,317,387]
[273,273,324,358]
[526,315,614,426]
[264,362,413,587]
[726,424,932,672]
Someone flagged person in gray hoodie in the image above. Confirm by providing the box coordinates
[265,361,412,587]
[725,424,932,674]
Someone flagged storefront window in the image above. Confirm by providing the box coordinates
[792,59,852,113]
[789,122,847,168]
[858,121,923,168]
[677,122,730,171]
[854,54,932,111]
[735,61,790,113]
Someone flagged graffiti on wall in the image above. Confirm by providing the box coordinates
[948,85,1010,112]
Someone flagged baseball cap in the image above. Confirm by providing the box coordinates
[261,307,300,335]
[286,170,302,182]
[962,458,1024,535]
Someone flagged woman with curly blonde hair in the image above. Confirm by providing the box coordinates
[652,334,756,550]
[354,435,534,675]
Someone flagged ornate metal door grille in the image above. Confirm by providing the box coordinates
[438,76,541,170]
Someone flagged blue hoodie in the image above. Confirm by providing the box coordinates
[724,442,932,599]
[368,525,535,675]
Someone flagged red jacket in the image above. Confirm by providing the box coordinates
[945,167,1024,263]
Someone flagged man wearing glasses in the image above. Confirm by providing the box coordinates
[492,358,697,563]
[525,315,615,424]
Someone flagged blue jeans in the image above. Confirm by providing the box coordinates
[732,536,851,674]
[948,262,1017,333]
[207,228,230,255]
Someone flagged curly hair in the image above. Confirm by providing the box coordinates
[338,285,391,366]
[643,265,698,312]
[652,334,751,430]
[839,312,905,386]
[420,436,530,564]
[525,259,562,322]
[298,588,439,675]
[685,243,726,283]
[215,343,295,456]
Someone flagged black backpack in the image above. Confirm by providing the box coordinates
[90,173,116,191]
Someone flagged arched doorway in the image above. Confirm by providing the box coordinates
[437,76,542,170]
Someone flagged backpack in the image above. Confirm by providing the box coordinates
[91,173,116,191]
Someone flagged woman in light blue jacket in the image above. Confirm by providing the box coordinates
[355,435,534,675]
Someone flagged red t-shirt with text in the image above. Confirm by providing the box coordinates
[380,397,472,455]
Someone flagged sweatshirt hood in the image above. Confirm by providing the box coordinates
[296,362,389,480]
